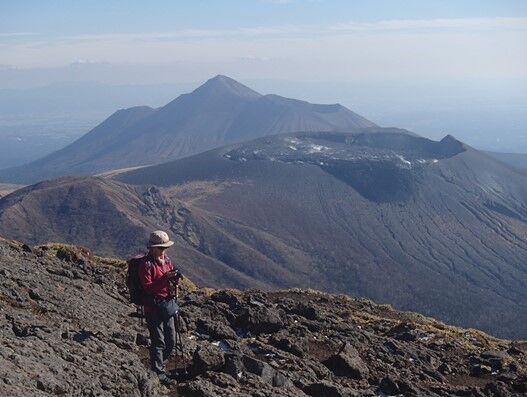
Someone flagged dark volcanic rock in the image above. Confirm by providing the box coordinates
[386,322,419,341]
[242,355,276,382]
[304,381,357,397]
[224,353,245,380]
[197,318,238,340]
[192,344,226,374]
[379,377,404,395]
[0,239,157,396]
[269,335,307,357]
[287,302,320,321]
[323,343,369,379]
[238,305,283,335]
[1,239,526,397]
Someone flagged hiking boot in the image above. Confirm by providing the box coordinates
[157,372,174,386]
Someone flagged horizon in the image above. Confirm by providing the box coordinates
[1,0,526,163]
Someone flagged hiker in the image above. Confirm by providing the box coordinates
[138,230,182,384]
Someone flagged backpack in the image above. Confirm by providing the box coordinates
[126,254,147,305]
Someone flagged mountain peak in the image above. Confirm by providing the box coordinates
[192,75,261,99]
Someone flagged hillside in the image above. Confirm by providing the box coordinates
[116,131,527,339]
[0,75,376,184]
[1,238,525,396]
[1,131,526,339]
[0,177,269,290]
[486,151,527,171]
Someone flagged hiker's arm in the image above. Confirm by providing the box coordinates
[139,265,168,294]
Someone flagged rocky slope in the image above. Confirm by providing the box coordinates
[0,238,526,397]
[0,75,377,184]
[0,239,159,396]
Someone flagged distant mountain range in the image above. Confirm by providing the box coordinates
[0,75,377,184]
[1,130,526,339]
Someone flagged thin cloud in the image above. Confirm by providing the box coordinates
[1,17,526,81]
[6,17,525,48]
[330,17,527,33]
[0,32,38,38]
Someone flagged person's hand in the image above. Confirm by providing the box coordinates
[165,270,183,283]
[165,271,178,280]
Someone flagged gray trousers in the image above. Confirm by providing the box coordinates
[145,311,176,373]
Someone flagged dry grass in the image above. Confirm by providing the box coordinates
[0,183,24,198]
[164,180,240,203]
[270,287,514,352]
[178,277,198,292]
[95,165,150,178]
[35,242,128,268]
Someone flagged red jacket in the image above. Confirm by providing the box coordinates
[138,253,175,313]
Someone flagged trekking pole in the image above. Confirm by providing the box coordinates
[175,284,184,356]
[173,284,185,375]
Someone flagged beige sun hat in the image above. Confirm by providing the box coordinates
[147,230,174,248]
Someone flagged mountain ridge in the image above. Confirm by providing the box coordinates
[0,75,377,184]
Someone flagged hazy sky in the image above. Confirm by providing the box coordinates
[2,0,527,86]
[1,1,526,154]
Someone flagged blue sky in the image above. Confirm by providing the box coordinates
[3,1,527,35]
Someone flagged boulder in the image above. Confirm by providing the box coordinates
[323,343,369,379]
[386,322,418,342]
[379,377,402,395]
[224,353,245,380]
[192,344,226,374]
[438,362,452,374]
[238,306,283,335]
[383,340,404,356]
[269,335,306,357]
[272,371,293,388]
[289,302,320,320]
[484,381,514,397]
[210,290,242,307]
[470,364,492,377]
[480,350,510,371]
[242,355,275,383]
[304,381,357,397]
[197,318,238,340]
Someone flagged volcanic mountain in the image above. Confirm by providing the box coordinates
[1,130,526,339]
[486,151,527,171]
[0,75,376,184]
